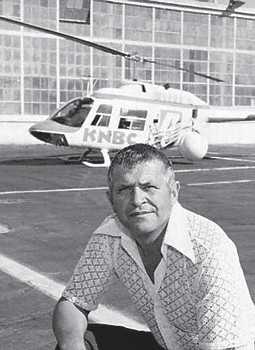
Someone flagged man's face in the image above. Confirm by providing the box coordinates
[108,160,178,243]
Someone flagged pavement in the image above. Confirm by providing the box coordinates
[0,144,255,350]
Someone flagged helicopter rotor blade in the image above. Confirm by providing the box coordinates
[0,15,130,58]
[143,58,224,83]
[0,15,223,82]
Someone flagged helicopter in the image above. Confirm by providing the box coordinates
[28,80,212,167]
[0,14,250,167]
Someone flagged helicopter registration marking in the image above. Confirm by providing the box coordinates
[83,128,138,145]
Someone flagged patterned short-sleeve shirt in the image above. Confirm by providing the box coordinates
[62,203,255,350]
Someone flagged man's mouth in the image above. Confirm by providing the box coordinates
[129,210,153,217]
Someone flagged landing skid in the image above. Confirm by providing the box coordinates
[81,148,111,167]
[58,148,111,167]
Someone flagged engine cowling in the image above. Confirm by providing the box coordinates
[178,131,208,161]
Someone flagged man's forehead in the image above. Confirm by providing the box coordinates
[112,159,168,181]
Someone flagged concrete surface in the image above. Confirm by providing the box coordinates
[0,144,255,349]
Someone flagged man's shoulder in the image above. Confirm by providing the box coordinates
[93,214,122,238]
[184,207,220,231]
[184,207,235,253]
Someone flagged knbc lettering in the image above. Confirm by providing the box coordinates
[83,128,138,145]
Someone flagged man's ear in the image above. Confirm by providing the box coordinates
[168,177,180,201]
[173,181,180,201]
[175,181,180,195]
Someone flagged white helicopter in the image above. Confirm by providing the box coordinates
[0,14,247,167]
[27,80,212,167]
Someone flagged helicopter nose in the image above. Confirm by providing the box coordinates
[29,122,68,146]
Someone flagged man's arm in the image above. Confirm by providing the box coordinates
[53,297,89,350]
[196,228,255,350]
[53,233,115,349]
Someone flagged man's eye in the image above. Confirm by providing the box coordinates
[117,187,129,194]
[143,185,157,190]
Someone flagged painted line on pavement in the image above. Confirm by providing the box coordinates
[0,177,255,196]
[187,179,255,186]
[0,187,108,195]
[0,253,148,331]
[0,253,63,300]
[174,165,255,173]
[0,166,254,196]
[208,155,255,163]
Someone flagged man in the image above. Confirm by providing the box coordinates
[53,143,255,350]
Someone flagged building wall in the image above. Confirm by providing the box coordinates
[1,0,255,117]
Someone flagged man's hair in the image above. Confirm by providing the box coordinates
[107,143,174,189]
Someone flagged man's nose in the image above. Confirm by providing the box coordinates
[131,187,145,206]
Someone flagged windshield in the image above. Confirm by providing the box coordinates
[52,97,93,127]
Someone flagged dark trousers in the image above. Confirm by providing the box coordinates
[56,323,164,350]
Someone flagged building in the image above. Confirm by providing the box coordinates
[0,0,255,118]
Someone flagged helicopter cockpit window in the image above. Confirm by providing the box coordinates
[118,108,147,131]
[91,104,112,127]
[52,98,93,128]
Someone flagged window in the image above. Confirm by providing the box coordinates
[0,0,20,18]
[52,97,93,127]
[236,18,255,51]
[125,5,152,42]
[60,0,90,24]
[124,45,152,82]
[91,114,110,127]
[91,104,112,127]
[154,47,181,85]
[93,44,122,86]
[183,12,208,47]
[121,108,147,119]
[155,9,181,45]
[183,50,208,82]
[210,15,234,49]
[23,37,57,115]
[118,108,147,131]
[93,0,122,39]
[24,0,56,28]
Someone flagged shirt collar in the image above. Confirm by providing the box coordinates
[94,214,122,236]
[163,202,196,264]
[94,214,145,270]
[94,203,196,264]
